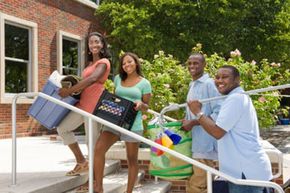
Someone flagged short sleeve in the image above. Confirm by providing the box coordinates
[141,78,152,95]
[216,94,244,132]
[95,58,111,84]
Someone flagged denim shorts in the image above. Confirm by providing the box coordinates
[102,126,143,142]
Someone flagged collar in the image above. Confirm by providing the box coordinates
[228,86,244,95]
[191,73,210,83]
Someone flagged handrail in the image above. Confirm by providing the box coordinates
[11,92,284,193]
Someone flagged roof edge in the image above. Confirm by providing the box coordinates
[73,0,99,9]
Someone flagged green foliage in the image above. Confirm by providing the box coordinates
[202,46,290,128]
[141,51,191,119]
[106,45,290,129]
[97,0,289,69]
[104,79,114,92]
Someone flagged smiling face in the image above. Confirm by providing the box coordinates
[187,55,205,80]
[215,67,240,95]
[122,55,137,75]
[88,35,104,56]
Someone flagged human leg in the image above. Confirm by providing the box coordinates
[187,159,216,193]
[76,120,103,190]
[125,142,140,193]
[57,111,87,175]
[84,119,103,152]
[94,130,119,193]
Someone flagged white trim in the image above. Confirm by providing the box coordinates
[57,30,85,76]
[73,0,99,9]
[0,12,38,104]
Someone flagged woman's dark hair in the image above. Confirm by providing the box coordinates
[86,32,111,64]
[119,52,143,81]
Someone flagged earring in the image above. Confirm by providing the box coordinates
[100,49,104,54]
[88,51,92,55]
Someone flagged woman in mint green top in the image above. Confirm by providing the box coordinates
[114,74,151,132]
[94,52,152,193]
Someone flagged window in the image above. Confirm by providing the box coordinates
[5,24,29,93]
[0,13,38,103]
[57,31,84,76]
[62,39,80,75]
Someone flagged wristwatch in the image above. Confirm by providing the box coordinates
[195,111,204,120]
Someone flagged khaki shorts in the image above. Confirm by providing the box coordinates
[102,126,143,142]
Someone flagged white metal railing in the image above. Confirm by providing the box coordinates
[11,92,284,193]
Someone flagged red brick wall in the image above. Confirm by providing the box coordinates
[0,0,101,138]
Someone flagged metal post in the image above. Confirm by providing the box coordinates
[207,171,213,193]
[11,95,18,185]
[154,176,159,184]
[88,118,94,193]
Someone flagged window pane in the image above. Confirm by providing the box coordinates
[5,60,28,93]
[63,39,79,75]
[5,24,29,60]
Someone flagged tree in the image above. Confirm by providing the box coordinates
[97,0,289,69]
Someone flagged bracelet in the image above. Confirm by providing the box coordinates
[196,112,204,120]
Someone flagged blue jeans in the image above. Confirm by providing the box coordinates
[228,182,264,193]
[228,173,265,193]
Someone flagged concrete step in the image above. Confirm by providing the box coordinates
[1,160,120,193]
[103,169,145,193]
[133,180,171,193]
[67,169,145,193]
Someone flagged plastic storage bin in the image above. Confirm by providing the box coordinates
[28,80,78,129]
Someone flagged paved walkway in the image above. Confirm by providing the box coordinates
[0,136,88,193]
[261,125,290,183]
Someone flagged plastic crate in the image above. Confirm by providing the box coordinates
[93,90,137,130]
[28,80,78,129]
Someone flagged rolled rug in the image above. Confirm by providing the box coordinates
[61,75,82,99]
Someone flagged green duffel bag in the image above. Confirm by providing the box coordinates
[147,121,193,180]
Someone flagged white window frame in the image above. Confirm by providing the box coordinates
[57,31,85,76]
[0,12,38,104]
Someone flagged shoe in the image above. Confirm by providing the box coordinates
[75,183,89,193]
[65,161,88,176]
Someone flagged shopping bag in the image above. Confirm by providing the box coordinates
[147,121,193,179]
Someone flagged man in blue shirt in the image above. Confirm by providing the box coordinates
[188,65,272,193]
[182,53,221,193]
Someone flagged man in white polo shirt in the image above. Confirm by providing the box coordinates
[187,65,272,193]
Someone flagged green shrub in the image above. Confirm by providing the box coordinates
[106,46,290,129]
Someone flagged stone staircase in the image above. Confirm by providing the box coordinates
[68,169,170,193]
[0,136,171,193]
[65,142,171,193]
[1,135,283,193]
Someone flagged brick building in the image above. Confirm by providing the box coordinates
[0,0,101,139]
